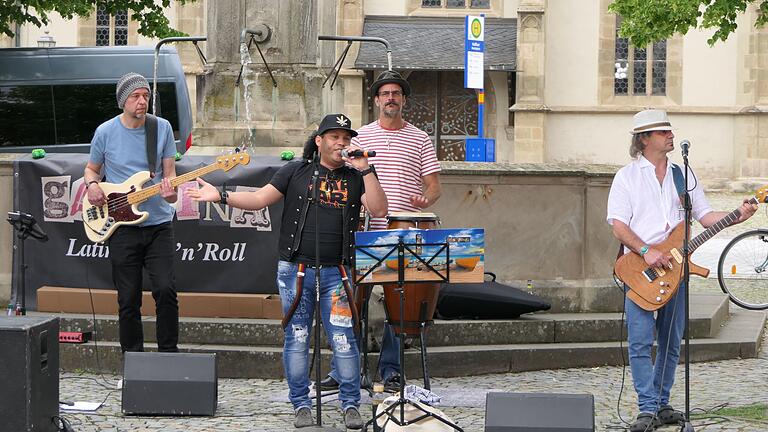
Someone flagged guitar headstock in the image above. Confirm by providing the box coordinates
[756,185,768,204]
[216,153,251,171]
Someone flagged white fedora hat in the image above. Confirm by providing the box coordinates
[630,109,673,135]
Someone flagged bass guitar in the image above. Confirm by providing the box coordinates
[615,187,768,311]
[82,153,250,243]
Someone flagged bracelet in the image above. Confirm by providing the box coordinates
[86,180,99,188]
[219,188,228,206]
[639,245,649,257]
[360,165,376,177]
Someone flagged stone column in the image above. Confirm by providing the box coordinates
[176,0,207,127]
[512,0,547,163]
[335,0,365,128]
[736,4,768,178]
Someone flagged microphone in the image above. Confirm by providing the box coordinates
[680,139,691,157]
[342,149,376,158]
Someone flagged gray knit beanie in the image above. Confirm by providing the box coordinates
[116,72,150,109]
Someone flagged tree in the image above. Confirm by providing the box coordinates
[0,0,197,39]
[609,0,768,47]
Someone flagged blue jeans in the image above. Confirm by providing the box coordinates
[329,320,401,383]
[278,261,360,411]
[378,323,401,381]
[625,283,686,414]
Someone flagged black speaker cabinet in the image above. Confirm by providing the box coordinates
[0,316,59,432]
[485,392,595,432]
[122,352,217,416]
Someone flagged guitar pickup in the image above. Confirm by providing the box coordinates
[643,267,659,282]
[670,248,683,264]
[85,207,98,221]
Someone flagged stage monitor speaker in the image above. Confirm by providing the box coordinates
[485,392,595,432]
[0,316,60,432]
[122,352,217,416]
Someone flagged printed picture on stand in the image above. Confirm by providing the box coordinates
[354,228,484,284]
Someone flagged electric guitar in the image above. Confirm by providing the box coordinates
[615,186,768,311]
[82,153,250,243]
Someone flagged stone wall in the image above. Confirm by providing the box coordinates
[433,162,621,312]
[0,157,620,312]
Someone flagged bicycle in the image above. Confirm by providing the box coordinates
[717,229,768,310]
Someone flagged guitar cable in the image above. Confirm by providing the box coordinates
[58,260,119,390]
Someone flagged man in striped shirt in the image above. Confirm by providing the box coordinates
[320,70,442,393]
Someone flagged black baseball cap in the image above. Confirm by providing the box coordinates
[317,113,357,137]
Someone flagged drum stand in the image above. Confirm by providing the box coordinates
[357,237,462,432]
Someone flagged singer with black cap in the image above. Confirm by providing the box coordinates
[320,69,443,395]
[187,113,387,429]
[606,109,757,432]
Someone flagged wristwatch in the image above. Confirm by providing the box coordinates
[219,188,229,205]
[360,165,376,177]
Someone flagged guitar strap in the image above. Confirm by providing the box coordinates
[145,114,158,178]
[615,162,688,262]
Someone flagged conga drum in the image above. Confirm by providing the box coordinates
[382,212,441,335]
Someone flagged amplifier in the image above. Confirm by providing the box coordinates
[485,392,595,432]
[122,352,218,416]
[0,316,60,432]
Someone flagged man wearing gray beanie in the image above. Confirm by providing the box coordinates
[83,72,180,353]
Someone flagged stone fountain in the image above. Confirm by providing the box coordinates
[192,0,365,155]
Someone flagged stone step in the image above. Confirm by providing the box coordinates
[56,303,766,379]
[51,294,732,347]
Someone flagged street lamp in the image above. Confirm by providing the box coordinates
[37,30,56,48]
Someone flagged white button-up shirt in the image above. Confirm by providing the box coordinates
[607,156,712,254]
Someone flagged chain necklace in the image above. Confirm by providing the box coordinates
[379,120,405,150]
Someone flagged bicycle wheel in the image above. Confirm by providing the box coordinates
[717,229,768,310]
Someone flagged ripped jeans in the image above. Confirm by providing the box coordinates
[277,260,360,411]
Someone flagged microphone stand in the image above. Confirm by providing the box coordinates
[680,147,694,432]
[7,212,49,316]
[308,152,342,432]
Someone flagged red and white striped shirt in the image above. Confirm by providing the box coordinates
[353,120,441,230]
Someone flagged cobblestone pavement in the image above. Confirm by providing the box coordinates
[57,192,767,431]
[58,324,768,432]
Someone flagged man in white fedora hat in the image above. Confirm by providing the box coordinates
[606,109,757,431]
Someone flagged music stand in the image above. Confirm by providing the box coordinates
[6,211,48,315]
[356,236,462,432]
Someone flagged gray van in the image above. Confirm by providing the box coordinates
[0,45,192,153]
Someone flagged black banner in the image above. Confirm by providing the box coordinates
[13,153,287,309]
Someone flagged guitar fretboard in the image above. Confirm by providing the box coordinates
[126,160,235,205]
[688,196,758,253]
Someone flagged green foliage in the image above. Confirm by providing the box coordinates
[609,0,768,47]
[0,0,196,39]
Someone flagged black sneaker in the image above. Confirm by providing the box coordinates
[294,407,314,428]
[629,412,661,432]
[318,375,339,391]
[657,405,685,425]
[383,373,401,393]
[343,407,363,430]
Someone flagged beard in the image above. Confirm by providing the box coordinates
[381,103,402,118]
[130,110,146,120]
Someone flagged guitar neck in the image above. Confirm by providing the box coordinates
[688,196,758,253]
[127,163,222,204]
